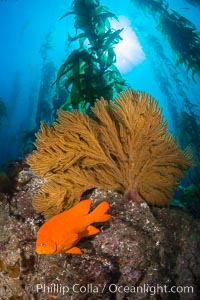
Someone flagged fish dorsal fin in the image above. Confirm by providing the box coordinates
[55,199,92,224]
[71,199,92,216]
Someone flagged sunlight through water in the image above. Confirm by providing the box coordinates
[111,16,145,73]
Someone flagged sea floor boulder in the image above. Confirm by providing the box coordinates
[0,166,200,300]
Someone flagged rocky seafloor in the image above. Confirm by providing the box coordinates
[0,162,200,300]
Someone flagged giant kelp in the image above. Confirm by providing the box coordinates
[55,0,126,112]
[131,0,200,80]
[22,34,56,154]
[177,108,200,162]
[158,10,200,80]
[130,0,168,17]
[35,33,56,129]
[171,166,200,218]
[134,31,185,131]
[27,90,193,218]
[186,0,200,9]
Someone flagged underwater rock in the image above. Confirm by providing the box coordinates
[0,166,199,300]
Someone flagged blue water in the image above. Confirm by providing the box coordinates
[0,0,200,166]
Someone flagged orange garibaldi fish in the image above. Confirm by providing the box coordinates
[36,199,111,254]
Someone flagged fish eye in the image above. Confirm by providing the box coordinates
[40,243,46,247]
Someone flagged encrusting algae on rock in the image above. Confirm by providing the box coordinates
[36,199,111,254]
[27,89,193,218]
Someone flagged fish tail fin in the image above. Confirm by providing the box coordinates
[89,201,111,223]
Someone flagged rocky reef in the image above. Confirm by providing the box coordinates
[0,163,200,300]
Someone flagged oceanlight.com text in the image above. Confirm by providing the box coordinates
[34,283,194,296]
